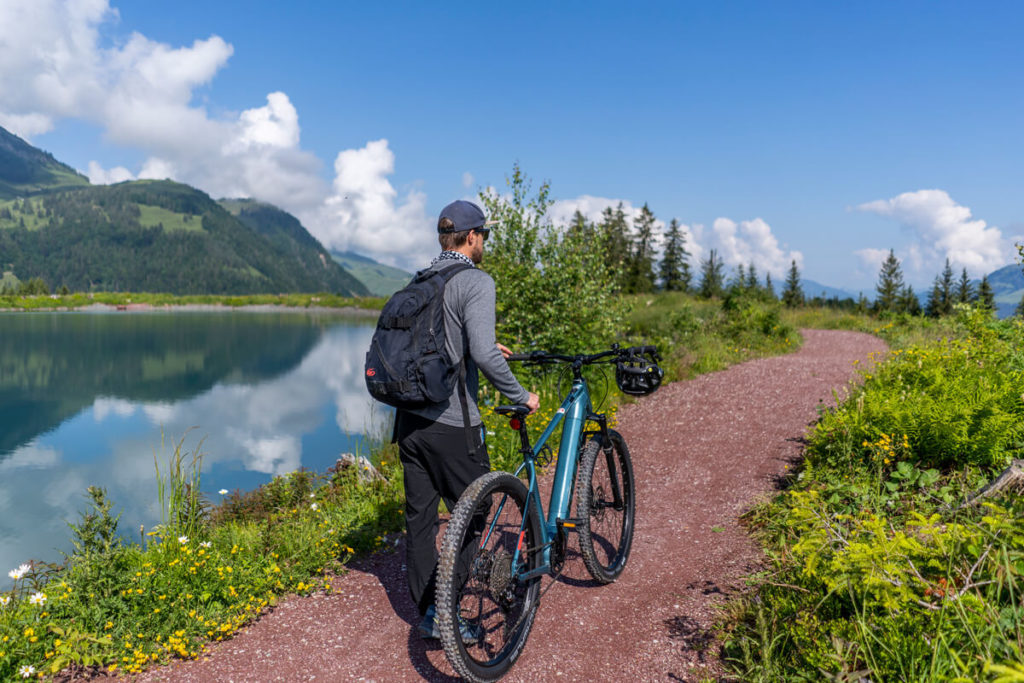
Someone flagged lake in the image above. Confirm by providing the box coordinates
[0,310,388,581]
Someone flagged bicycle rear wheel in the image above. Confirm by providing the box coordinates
[576,429,635,583]
[436,471,543,682]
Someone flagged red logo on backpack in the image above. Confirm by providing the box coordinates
[366,368,376,377]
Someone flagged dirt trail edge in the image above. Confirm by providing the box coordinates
[135,329,886,683]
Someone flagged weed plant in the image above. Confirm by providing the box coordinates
[723,306,1024,681]
[0,439,404,679]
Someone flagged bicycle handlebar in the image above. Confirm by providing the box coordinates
[505,345,660,365]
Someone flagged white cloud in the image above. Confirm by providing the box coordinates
[310,139,433,268]
[854,247,891,272]
[0,1,432,269]
[689,217,800,277]
[87,160,134,185]
[856,189,1009,276]
[462,172,474,188]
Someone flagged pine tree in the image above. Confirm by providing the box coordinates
[658,218,690,292]
[623,203,658,294]
[731,264,747,291]
[598,203,631,290]
[977,275,995,311]
[764,273,775,299]
[956,268,974,304]
[874,249,905,313]
[746,263,758,290]
[899,285,921,315]
[698,249,725,298]
[781,259,804,307]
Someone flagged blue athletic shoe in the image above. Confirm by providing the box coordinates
[417,605,483,644]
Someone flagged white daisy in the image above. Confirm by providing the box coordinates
[8,564,30,580]
[200,541,212,548]
[310,503,318,511]
[0,595,11,607]
[28,591,46,606]
[19,664,35,678]
[218,488,228,495]
[177,536,188,544]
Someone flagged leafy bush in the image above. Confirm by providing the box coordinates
[480,164,629,354]
[724,311,1024,682]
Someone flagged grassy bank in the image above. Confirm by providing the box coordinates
[723,307,1024,681]
[1,292,812,679]
[0,291,386,311]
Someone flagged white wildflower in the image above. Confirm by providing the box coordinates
[200,541,212,548]
[8,563,30,580]
[218,488,229,495]
[177,536,188,544]
[19,664,35,678]
[28,591,46,606]
[310,503,318,511]
[0,595,10,607]
[309,492,315,498]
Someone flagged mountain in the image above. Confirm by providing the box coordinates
[330,250,411,297]
[801,278,861,302]
[0,125,367,295]
[0,126,89,199]
[220,199,367,296]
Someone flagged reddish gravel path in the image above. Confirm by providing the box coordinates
[135,329,885,682]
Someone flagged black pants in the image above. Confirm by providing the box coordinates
[395,411,490,616]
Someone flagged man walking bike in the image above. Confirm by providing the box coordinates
[393,200,539,641]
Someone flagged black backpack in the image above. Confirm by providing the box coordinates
[364,262,473,409]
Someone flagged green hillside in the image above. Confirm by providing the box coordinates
[0,125,368,295]
[0,126,88,199]
[220,199,367,296]
[0,179,367,295]
[330,250,410,296]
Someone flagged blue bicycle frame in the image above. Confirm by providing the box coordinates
[483,376,599,581]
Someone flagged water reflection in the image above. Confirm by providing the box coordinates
[0,312,387,580]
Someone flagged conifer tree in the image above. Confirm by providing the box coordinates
[977,275,995,311]
[658,218,691,292]
[874,249,905,313]
[764,273,775,299]
[598,203,631,291]
[698,249,725,298]
[624,203,658,294]
[899,284,921,315]
[746,263,759,290]
[956,268,974,304]
[731,264,747,291]
[781,259,804,307]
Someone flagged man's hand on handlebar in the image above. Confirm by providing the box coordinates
[526,392,540,415]
[497,342,512,359]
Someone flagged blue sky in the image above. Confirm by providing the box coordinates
[3,1,1023,291]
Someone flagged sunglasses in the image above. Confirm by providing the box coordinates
[473,227,490,241]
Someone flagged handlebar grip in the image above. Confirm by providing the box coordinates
[506,353,531,362]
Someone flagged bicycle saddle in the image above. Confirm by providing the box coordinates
[494,404,530,416]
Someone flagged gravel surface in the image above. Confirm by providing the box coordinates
[132,329,886,682]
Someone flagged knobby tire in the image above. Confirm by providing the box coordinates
[576,429,635,583]
[437,471,542,682]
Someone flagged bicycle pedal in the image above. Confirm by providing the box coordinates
[556,517,584,530]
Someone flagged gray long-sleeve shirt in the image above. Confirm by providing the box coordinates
[404,260,529,427]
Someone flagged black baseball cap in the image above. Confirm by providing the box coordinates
[437,200,495,233]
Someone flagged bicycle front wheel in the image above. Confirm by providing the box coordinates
[436,471,543,683]
[576,429,635,583]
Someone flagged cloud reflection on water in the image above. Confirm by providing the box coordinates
[0,321,386,579]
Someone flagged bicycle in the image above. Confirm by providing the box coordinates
[435,344,663,682]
